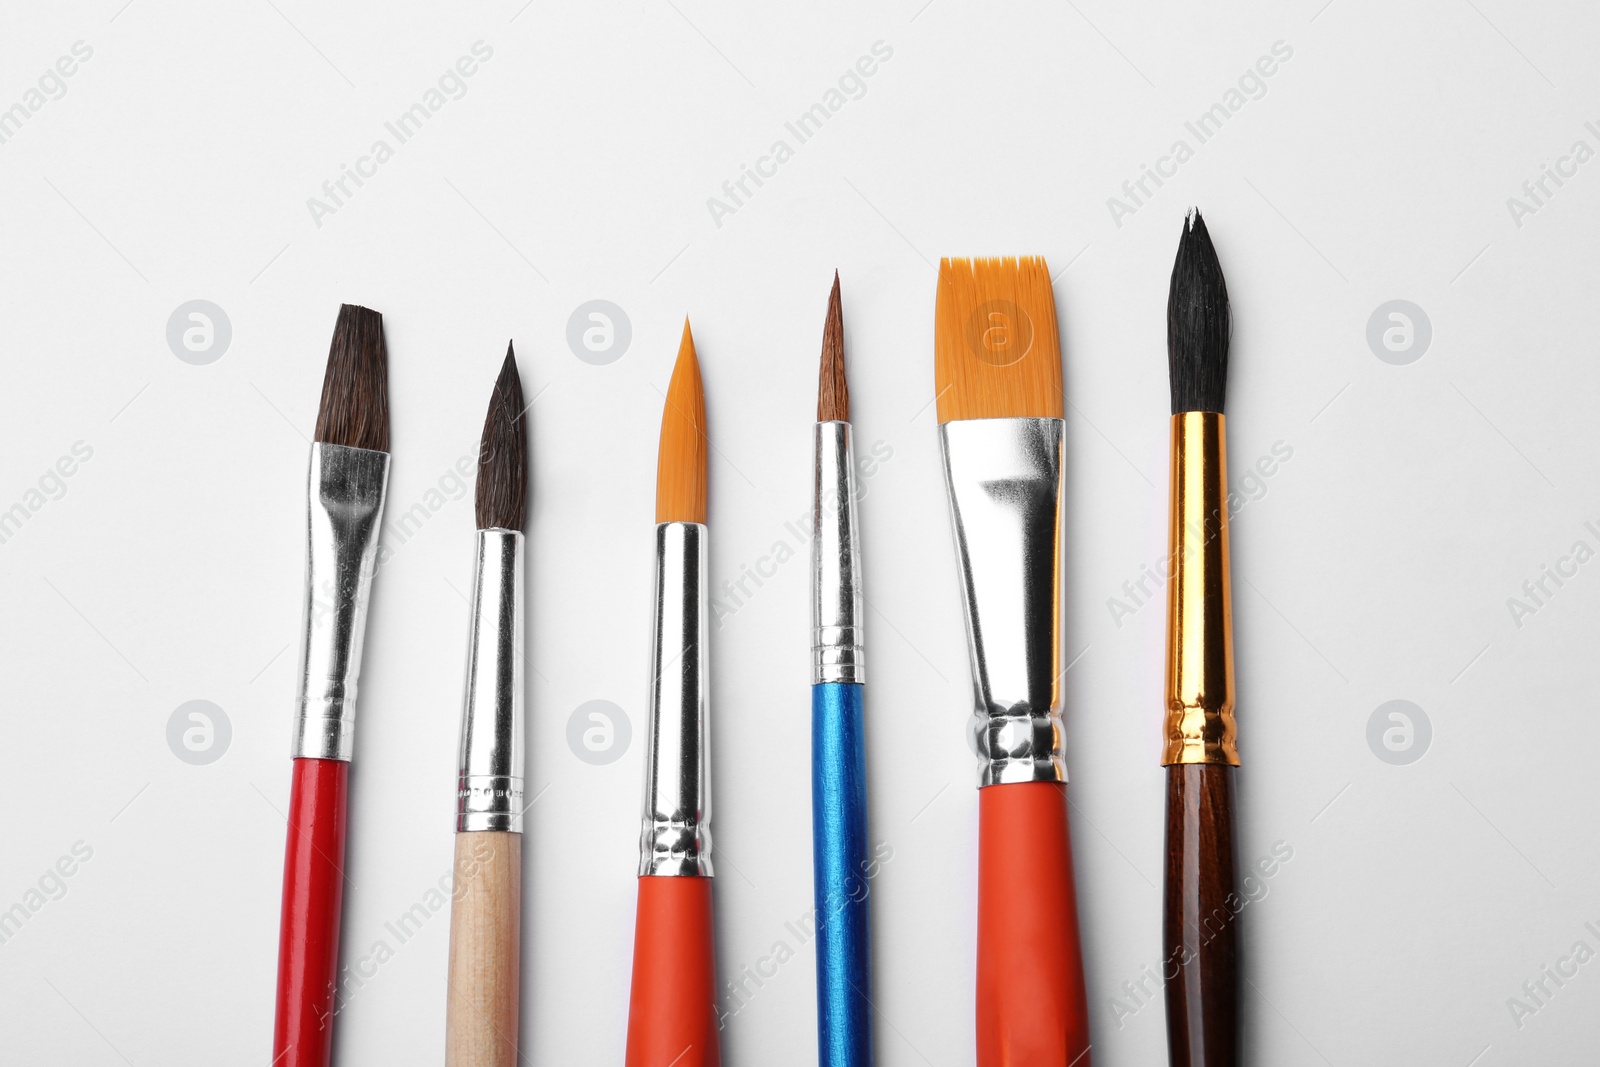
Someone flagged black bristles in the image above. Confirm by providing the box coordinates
[1167,211,1230,414]
[314,304,390,451]
[475,343,529,531]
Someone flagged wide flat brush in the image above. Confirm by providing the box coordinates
[275,304,391,1067]
[446,345,529,1067]
[811,273,874,1066]
[1162,210,1239,1067]
[933,258,1091,1066]
[626,321,719,1067]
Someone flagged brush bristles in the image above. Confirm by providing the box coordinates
[475,343,528,531]
[314,304,390,451]
[934,257,1062,422]
[1167,210,1230,414]
[818,271,848,422]
[656,320,708,525]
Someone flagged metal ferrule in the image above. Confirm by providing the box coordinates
[938,418,1066,787]
[1163,412,1240,766]
[456,529,526,832]
[292,443,391,761]
[813,421,865,686]
[639,521,713,876]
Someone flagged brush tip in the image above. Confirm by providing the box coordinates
[475,341,529,531]
[313,304,390,451]
[817,271,849,422]
[1167,208,1230,414]
[656,319,708,524]
[933,257,1062,422]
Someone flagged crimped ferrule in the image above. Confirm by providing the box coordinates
[456,529,526,832]
[938,417,1066,787]
[292,442,390,761]
[1163,411,1239,766]
[813,421,865,685]
[639,521,713,876]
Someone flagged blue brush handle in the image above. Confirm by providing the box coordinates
[811,682,874,1066]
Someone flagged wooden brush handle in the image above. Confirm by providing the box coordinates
[626,875,720,1067]
[976,781,1091,1067]
[1162,764,1238,1067]
[273,757,349,1067]
[446,831,522,1067]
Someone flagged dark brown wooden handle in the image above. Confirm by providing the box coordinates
[1163,763,1238,1067]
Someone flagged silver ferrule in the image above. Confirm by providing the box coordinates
[938,418,1066,787]
[639,521,713,877]
[292,443,391,761]
[455,529,526,833]
[813,421,865,685]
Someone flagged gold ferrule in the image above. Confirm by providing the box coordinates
[1163,412,1239,766]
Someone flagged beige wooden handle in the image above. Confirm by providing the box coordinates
[445,830,521,1067]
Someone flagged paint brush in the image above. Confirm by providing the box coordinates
[626,320,719,1067]
[933,258,1091,1066]
[811,272,874,1066]
[1162,210,1239,1067]
[445,345,529,1067]
[274,304,391,1067]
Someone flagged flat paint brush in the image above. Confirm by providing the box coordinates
[934,258,1091,1066]
[626,321,719,1067]
[1162,210,1239,1067]
[275,304,391,1067]
[811,273,874,1066]
[446,345,529,1067]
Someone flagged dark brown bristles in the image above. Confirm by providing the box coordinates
[313,304,390,451]
[1167,210,1230,414]
[817,271,849,422]
[475,343,529,531]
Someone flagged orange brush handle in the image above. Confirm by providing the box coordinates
[977,781,1091,1067]
[626,875,720,1067]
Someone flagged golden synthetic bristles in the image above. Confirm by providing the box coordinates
[934,257,1062,422]
[655,319,708,524]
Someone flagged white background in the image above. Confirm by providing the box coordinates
[0,1,1595,1064]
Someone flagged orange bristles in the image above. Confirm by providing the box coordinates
[934,257,1063,422]
[655,319,708,524]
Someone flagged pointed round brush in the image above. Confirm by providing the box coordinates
[445,345,529,1067]
[1162,209,1240,1067]
[811,273,875,1066]
[626,321,720,1067]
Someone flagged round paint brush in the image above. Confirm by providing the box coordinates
[933,259,1091,1066]
[1162,210,1240,1067]
[812,273,875,1066]
[626,321,719,1067]
[445,346,529,1067]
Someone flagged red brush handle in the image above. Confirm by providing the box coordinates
[626,875,720,1067]
[273,757,350,1067]
[977,781,1091,1067]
